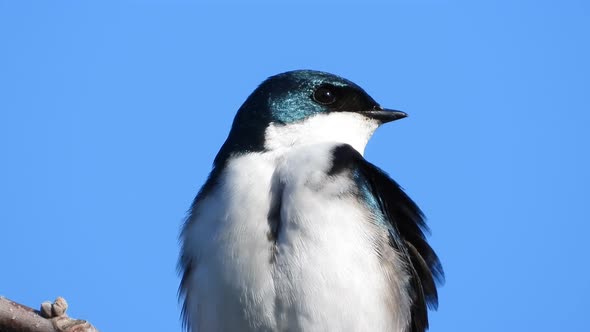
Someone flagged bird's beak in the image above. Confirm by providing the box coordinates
[364,106,407,124]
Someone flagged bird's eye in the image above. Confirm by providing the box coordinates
[313,85,337,105]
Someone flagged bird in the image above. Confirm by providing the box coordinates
[179,70,443,332]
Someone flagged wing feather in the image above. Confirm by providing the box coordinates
[330,144,444,332]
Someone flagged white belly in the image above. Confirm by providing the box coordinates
[181,144,409,331]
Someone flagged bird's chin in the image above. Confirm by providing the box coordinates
[264,112,380,156]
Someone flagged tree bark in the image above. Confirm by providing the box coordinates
[0,296,98,332]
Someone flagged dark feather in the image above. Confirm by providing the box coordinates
[330,144,444,332]
[177,166,223,331]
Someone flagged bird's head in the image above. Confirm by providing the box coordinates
[214,70,406,166]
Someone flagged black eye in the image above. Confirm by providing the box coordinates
[312,85,337,105]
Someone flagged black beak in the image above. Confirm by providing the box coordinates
[364,105,407,123]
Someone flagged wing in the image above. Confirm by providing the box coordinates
[330,144,444,332]
[178,166,223,331]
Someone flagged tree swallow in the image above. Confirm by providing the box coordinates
[179,70,443,332]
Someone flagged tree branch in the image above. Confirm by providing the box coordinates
[0,296,99,332]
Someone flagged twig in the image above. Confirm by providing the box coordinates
[0,296,98,332]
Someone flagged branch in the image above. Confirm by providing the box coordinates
[0,296,99,332]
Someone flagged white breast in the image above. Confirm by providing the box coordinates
[271,143,409,332]
[182,143,410,331]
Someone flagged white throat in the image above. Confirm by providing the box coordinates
[264,112,380,155]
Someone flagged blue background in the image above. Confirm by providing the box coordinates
[1,1,588,331]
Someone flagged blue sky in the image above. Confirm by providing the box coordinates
[1,1,588,331]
